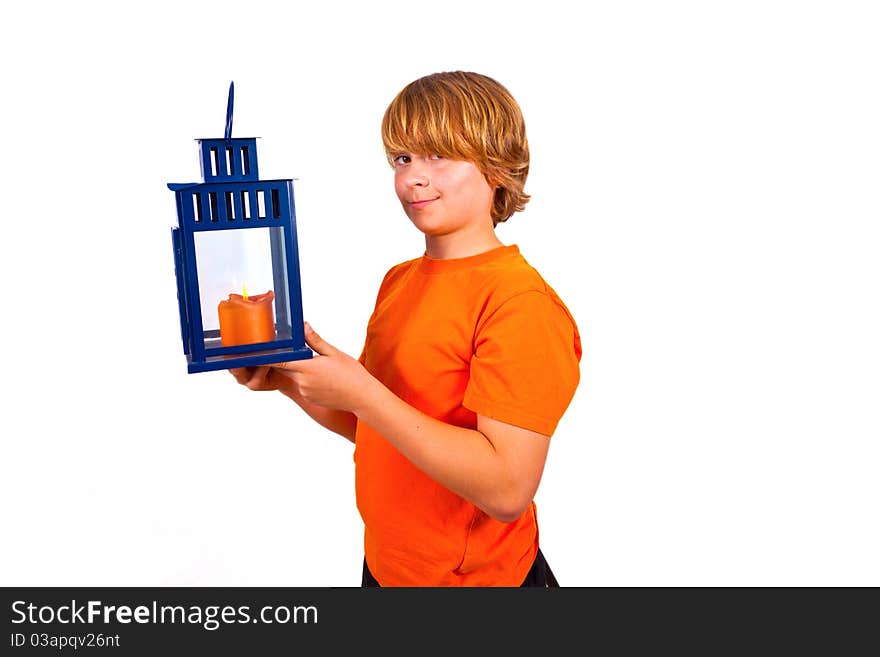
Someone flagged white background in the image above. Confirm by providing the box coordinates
[1,1,878,586]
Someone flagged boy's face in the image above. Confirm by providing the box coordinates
[392,153,494,237]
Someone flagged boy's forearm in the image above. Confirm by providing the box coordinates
[352,378,518,520]
[279,382,357,442]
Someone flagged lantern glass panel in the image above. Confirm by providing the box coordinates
[193,227,292,347]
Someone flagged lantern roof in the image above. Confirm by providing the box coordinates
[167,82,270,187]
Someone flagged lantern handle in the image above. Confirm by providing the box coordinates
[224,81,234,142]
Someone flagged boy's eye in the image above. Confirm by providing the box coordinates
[392,154,412,166]
[429,154,443,160]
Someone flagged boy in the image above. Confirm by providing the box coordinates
[230,71,581,586]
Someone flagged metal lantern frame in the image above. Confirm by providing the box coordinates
[168,83,312,373]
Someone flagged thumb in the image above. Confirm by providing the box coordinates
[304,321,337,356]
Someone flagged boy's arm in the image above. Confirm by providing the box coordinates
[280,381,358,443]
[229,367,357,442]
[274,325,550,522]
[355,382,550,523]
[278,386,357,442]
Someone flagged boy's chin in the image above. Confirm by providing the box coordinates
[407,217,450,236]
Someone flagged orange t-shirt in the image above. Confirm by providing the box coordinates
[355,244,582,586]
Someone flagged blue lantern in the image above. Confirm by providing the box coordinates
[168,82,312,373]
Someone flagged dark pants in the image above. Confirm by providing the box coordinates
[361,548,559,587]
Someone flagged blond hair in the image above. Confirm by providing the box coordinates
[381,71,530,226]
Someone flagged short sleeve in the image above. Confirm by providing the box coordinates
[463,290,581,435]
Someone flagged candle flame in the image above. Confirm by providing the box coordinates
[242,284,248,301]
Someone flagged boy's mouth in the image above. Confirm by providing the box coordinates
[409,197,439,209]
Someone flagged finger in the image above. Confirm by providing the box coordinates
[246,367,269,389]
[303,321,337,356]
[229,367,251,384]
[271,360,311,374]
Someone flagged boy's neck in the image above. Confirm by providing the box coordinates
[424,227,504,260]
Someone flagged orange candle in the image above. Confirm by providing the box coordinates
[218,290,276,346]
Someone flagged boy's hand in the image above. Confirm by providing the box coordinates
[271,322,374,412]
[229,365,288,392]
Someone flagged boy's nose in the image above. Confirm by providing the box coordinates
[406,158,430,187]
